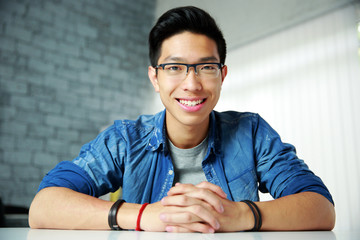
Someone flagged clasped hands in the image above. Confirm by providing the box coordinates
[141,182,249,233]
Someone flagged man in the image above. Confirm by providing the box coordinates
[29,6,335,233]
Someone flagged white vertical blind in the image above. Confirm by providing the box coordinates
[216,5,360,230]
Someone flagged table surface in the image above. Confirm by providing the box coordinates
[0,228,359,240]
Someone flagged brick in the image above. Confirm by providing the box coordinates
[0,78,28,94]
[92,86,115,100]
[57,42,81,57]
[70,118,94,131]
[44,1,67,18]
[82,49,102,62]
[64,33,86,47]
[13,165,40,180]
[0,164,12,179]
[79,72,100,84]
[28,58,55,73]
[14,71,44,85]
[14,109,44,125]
[5,25,32,42]
[24,180,42,195]
[83,4,103,19]
[17,137,44,151]
[79,131,98,143]
[0,36,16,51]
[89,62,110,75]
[68,81,92,96]
[55,91,79,105]
[45,114,71,129]
[77,23,98,38]
[68,57,88,70]
[38,101,62,114]
[63,105,87,119]
[56,128,79,141]
[28,6,53,23]
[33,152,59,167]
[0,134,16,150]
[104,55,120,67]
[0,64,14,77]
[1,1,26,15]
[79,96,101,110]
[11,95,37,110]
[17,42,43,58]
[29,84,56,101]
[32,35,58,52]
[43,74,69,91]
[0,121,27,135]
[28,124,55,138]
[0,106,16,120]
[3,150,30,165]
[45,139,70,154]
[43,51,66,66]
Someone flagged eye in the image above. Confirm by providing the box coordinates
[165,65,184,71]
[200,64,217,71]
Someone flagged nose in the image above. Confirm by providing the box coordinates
[181,67,202,91]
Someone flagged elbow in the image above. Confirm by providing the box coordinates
[324,205,336,230]
[317,198,336,231]
[28,199,42,229]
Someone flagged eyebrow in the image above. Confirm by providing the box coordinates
[162,56,219,63]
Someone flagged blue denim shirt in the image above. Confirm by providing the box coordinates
[39,110,333,205]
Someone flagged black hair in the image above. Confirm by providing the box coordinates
[148,6,227,67]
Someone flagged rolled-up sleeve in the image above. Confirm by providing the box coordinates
[37,124,124,197]
[38,161,98,196]
[254,115,334,205]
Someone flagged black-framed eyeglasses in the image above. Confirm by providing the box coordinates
[155,62,223,80]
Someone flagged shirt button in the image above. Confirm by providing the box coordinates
[168,170,173,175]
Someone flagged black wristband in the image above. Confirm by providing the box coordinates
[241,200,262,231]
[108,199,126,230]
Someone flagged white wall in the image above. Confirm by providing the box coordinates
[216,4,360,230]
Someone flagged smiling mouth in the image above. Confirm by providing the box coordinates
[177,99,206,107]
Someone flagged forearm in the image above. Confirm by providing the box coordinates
[29,187,165,231]
[29,187,115,229]
[161,183,335,232]
[255,192,335,231]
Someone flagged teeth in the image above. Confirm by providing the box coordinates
[179,99,204,107]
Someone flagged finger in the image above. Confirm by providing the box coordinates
[182,189,224,213]
[166,184,224,213]
[196,181,227,199]
[167,183,196,196]
[166,223,215,233]
[161,194,213,211]
[159,205,220,230]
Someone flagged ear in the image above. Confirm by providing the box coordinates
[148,66,160,92]
[221,65,228,85]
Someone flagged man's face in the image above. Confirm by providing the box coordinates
[148,31,227,130]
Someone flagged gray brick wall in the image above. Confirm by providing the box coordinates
[0,0,155,208]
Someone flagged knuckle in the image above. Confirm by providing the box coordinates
[179,195,188,205]
[192,205,202,214]
[184,213,193,222]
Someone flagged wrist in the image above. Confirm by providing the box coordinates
[116,202,142,230]
[237,201,256,231]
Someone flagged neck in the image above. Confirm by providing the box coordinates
[165,115,210,149]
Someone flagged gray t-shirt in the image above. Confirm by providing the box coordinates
[168,136,208,185]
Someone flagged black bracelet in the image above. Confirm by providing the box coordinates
[108,199,126,230]
[241,200,262,231]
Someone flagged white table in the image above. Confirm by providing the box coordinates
[0,228,359,240]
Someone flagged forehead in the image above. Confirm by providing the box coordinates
[158,32,220,63]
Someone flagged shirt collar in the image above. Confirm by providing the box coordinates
[146,110,221,156]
